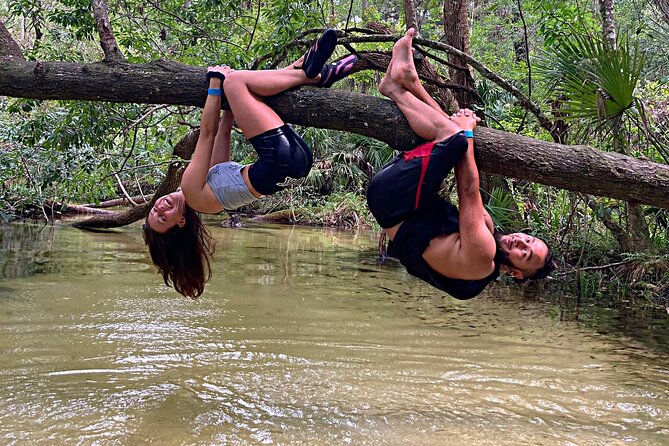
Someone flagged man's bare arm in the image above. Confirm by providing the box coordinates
[452,111,496,274]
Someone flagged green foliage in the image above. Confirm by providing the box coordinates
[529,0,600,47]
[485,186,520,231]
[538,34,644,125]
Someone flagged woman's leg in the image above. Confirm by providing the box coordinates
[223,67,317,139]
[222,29,337,139]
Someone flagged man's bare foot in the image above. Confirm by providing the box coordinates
[378,59,397,97]
[389,28,419,87]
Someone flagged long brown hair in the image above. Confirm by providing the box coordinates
[143,205,215,298]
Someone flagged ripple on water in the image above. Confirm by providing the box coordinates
[0,223,667,445]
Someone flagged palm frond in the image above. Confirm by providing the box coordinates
[485,187,520,231]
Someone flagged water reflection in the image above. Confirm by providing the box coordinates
[0,221,667,445]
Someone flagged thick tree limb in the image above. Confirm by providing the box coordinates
[1,59,668,210]
[338,34,555,132]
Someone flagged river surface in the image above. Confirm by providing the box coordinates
[0,221,668,445]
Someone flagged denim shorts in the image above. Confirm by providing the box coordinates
[206,161,258,210]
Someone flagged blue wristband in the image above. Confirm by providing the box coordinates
[464,130,474,139]
[207,88,222,96]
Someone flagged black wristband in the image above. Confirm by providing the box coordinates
[206,71,226,82]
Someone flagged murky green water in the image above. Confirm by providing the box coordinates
[1,221,668,445]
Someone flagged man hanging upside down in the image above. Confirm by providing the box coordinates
[367,28,554,300]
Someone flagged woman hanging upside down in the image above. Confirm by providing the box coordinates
[143,29,357,298]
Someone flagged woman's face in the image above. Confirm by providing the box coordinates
[147,190,186,233]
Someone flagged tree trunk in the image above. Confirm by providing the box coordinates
[404,0,419,31]
[598,0,650,252]
[443,0,477,108]
[1,58,669,210]
[599,0,617,50]
[656,0,669,24]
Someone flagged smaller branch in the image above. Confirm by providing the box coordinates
[44,200,118,215]
[117,104,170,136]
[554,259,635,276]
[83,195,152,208]
[344,0,355,31]
[92,0,126,63]
[415,45,469,72]
[247,0,262,51]
[115,174,138,206]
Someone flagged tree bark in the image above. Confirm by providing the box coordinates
[443,0,477,108]
[0,20,24,60]
[599,0,617,50]
[1,58,669,210]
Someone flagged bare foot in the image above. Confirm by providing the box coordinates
[286,55,323,84]
[207,64,235,78]
[220,65,234,77]
[389,28,419,87]
[378,59,396,97]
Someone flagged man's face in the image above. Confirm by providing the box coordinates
[495,232,549,279]
[147,191,186,234]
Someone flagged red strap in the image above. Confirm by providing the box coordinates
[403,141,436,209]
[403,141,435,161]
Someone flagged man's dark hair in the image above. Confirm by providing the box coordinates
[526,246,555,280]
[143,206,215,299]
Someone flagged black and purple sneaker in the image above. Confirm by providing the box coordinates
[301,29,338,79]
[316,54,358,87]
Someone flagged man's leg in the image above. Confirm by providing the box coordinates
[391,28,453,120]
[379,29,461,142]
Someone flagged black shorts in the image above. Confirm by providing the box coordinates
[366,132,468,228]
[247,124,314,196]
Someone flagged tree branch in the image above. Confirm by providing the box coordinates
[0,20,24,60]
[1,58,668,210]
[92,0,126,63]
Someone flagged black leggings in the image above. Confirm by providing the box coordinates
[366,132,468,228]
[247,124,314,196]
